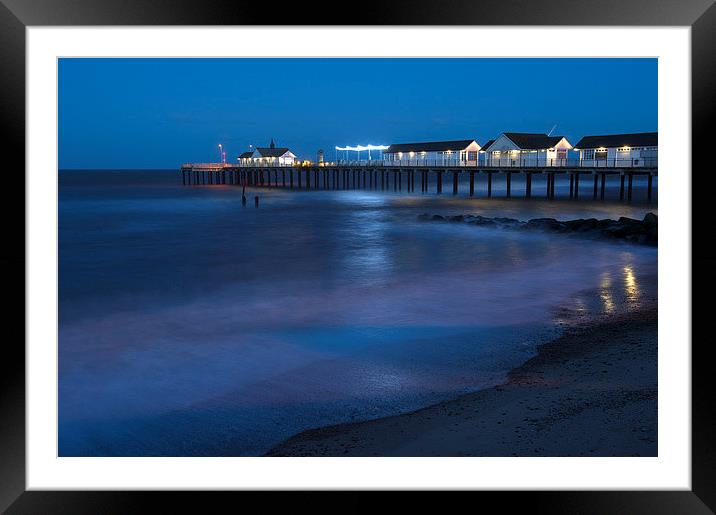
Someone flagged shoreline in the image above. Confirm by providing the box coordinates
[266,308,657,457]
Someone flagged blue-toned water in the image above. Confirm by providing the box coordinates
[58,170,657,456]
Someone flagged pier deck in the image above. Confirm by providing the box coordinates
[179,163,657,202]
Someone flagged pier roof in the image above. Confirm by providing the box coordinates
[573,132,658,149]
[503,133,566,150]
[238,151,254,159]
[256,147,291,157]
[385,140,478,153]
[480,139,495,151]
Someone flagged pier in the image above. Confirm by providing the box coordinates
[179,162,657,202]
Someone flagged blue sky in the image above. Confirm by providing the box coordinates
[58,58,657,169]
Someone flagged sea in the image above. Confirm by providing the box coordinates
[58,169,658,456]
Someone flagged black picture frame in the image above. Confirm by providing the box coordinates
[2,0,713,512]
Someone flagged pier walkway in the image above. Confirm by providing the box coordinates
[179,162,657,202]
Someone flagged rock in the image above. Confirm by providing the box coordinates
[643,212,657,227]
[618,216,641,226]
[415,212,657,246]
[524,218,563,231]
[468,216,497,226]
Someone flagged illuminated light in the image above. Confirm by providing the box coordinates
[335,144,389,151]
[409,152,415,157]
[623,265,640,302]
[599,272,615,314]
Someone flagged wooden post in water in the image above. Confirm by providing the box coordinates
[314,169,319,189]
[619,174,625,200]
[506,171,511,198]
[453,171,459,195]
[600,173,606,200]
[398,170,402,191]
[469,171,475,197]
[627,173,633,201]
[647,173,653,202]
[569,172,574,198]
[574,172,580,199]
[437,171,443,194]
[525,172,532,198]
[487,172,492,198]
[593,173,599,199]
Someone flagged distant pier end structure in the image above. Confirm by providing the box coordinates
[237,139,297,167]
[317,149,325,164]
[573,132,658,168]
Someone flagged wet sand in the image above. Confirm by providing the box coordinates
[266,309,657,457]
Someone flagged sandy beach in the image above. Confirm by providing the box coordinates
[267,308,657,457]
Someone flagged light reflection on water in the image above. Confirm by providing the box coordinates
[58,170,657,456]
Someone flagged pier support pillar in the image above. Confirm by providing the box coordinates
[437,171,443,194]
[619,174,625,200]
[593,173,599,199]
[569,173,574,198]
[506,171,511,198]
[647,174,653,202]
[469,172,475,196]
[574,173,580,199]
[600,173,606,200]
[398,171,402,191]
[487,172,492,198]
[627,173,633,201]
[453,171,459,195]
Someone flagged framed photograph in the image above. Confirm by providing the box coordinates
[3,0,714,511]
